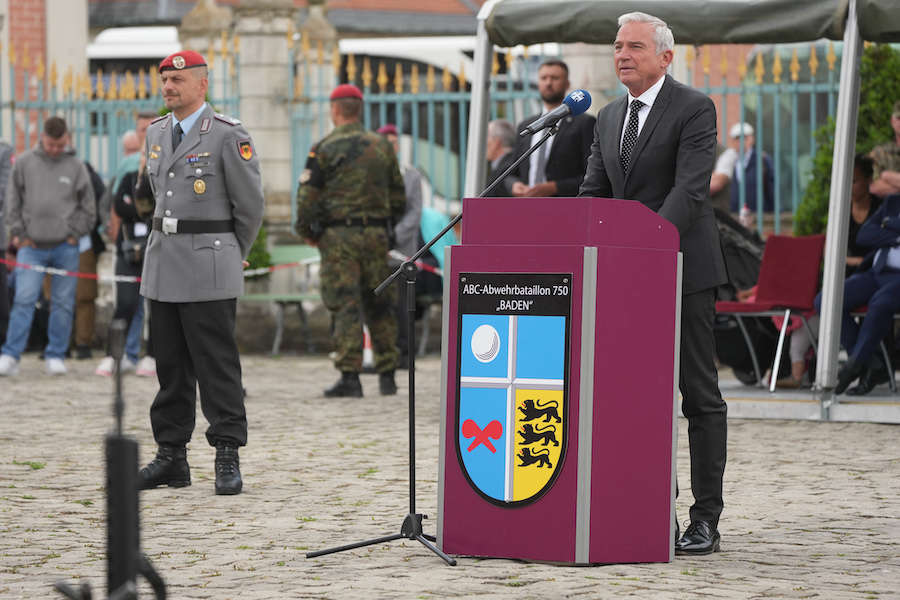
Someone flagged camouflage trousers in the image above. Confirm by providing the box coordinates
[318,226,398,373]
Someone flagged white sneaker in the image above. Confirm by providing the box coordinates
[0,354,19,376]
[121,357,137,374]
[136,356,156,377]
[95,356,115,377]
[96,356,137,376]
[46,358,67,375]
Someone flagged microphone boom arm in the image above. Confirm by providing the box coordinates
[374,124,559,295]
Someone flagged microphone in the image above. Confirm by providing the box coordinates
[519,89,592,136]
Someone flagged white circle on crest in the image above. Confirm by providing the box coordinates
[471,324,500,363]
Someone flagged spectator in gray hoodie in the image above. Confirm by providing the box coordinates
[0,139,13,345]
[0,116,95,376]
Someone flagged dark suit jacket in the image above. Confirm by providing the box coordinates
[856,194,900,270]
[512,111,596,197]
[484,150,517,197]
[729,148,775,213]
[579,75,726,295]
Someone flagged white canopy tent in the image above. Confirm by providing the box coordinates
[464,0,900,415]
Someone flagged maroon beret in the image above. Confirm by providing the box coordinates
[159,50,207,73]
[329,84,363,101]
[376,123,398,136]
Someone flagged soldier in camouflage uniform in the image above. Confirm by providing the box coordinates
[295,84,406,397]
[870,100,900,198]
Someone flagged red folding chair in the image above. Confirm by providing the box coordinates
[716,234,826,392]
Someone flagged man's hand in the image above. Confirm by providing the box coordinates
[242,260,249,268]
[12,236,34,248]
[524,181,558,197]
[66,236,77,246]
[511,181,529,197]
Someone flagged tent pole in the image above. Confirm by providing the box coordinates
[814,0,862,418]
[463,2,496,199]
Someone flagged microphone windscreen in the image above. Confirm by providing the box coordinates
[563,90,592,116]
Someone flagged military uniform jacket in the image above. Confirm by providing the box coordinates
[140,104,264,302]
[294,122,405,239]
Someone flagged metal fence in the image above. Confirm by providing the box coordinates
[0,34,240,183]
[288,37,553,222]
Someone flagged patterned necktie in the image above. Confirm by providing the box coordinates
[173,123,183,149]
[620,99,643,173]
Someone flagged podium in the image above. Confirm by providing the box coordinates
[436,197,682,565]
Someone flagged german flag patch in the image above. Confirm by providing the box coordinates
[238,139,253,161]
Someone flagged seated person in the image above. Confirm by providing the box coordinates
[817,193,900,395]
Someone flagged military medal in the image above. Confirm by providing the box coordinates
[151,144,161,152]
[149,151,159,159]
[193,179,206,194]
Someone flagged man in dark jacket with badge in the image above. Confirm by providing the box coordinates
[136,50,264,496]
[295,84,406,397]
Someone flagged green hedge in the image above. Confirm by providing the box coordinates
[794,44,900,235]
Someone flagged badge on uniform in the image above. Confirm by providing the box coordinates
[149,151,159,159]
[186,154,200,164]
[151,144,162,152]
[238,140,253,161]
[173,55,186,69]
[299,169,311,184]
[194,179,207,194]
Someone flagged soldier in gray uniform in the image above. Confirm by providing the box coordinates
[136,50,264,496]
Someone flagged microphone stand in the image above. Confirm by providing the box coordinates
[305,122,560,567]
[54,320,167,600]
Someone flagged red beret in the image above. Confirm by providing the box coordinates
[330,84,363,101]
[159,50,207,72]
[376,123,398,136]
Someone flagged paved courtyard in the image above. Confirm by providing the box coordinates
[0,354,898,599]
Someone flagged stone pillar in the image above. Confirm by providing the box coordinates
[233,0,297,231]
[561,43,618,109]
[179,0,233,57]
[296,0,338,145]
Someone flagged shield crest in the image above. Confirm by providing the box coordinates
[456,312,568,506]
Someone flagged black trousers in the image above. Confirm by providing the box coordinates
[679,289,728,527]
[111,253,153,357]
[149,298,246,448]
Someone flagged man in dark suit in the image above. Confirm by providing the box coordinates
[484,119,517,197]
[728,122,775,215]
[510,60,595,198]
[579,12,728,555]
[823,194,900,395]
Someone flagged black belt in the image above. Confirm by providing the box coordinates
[327,217,389,228]
[152,217,234,234]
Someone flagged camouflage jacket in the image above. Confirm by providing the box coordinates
[871,140,900,181]
[294,122,406,240]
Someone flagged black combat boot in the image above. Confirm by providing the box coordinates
[214,443,243,495]
[323,372,363,397]
[138,444,190,490]
[379,370,397,395]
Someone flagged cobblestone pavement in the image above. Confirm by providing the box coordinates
[0,354,898,599]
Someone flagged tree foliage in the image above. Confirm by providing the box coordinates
[794,44,900,235]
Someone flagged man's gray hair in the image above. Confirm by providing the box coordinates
[618,12,675,54]
[488,119,517,150]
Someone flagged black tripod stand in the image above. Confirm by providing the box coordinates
[305,124,559,566]
[54,320,167,599]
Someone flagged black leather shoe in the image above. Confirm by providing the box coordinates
[324,372,363,397]
[138,445,190,490]
[674,520,720,555]
[214,443,242,495]
[379,371,398,395]
[74,345,92,360]
[835,360,864,395]
[847,364,892,396]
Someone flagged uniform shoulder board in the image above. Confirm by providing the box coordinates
[150,115,167,124]
[214,113,241,126]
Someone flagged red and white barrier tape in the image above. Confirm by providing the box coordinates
[1,252,440,283]
[388,250,443,277]
[0,256,318,283]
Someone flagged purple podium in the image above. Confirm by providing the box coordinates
[436,197,681,564]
